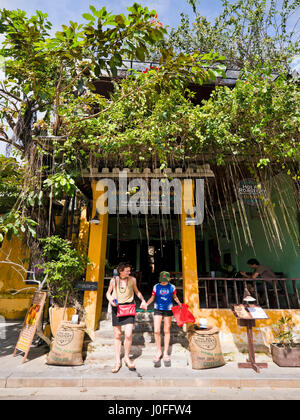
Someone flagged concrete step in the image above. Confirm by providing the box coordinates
[89,331,189,348]
[85,349,190,368]
[86,314,190,368]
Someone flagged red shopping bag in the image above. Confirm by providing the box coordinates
[172,304,196,327]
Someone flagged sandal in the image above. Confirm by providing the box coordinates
[111,362,122,373]
[153,354,163,364]
[163,355,171,367]
[124,358,136,371]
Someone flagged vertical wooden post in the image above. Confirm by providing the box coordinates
[77,206,90,256]
[84,180,108,337]
[180,179,201,322]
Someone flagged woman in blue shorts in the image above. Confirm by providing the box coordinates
[145,271,182,366]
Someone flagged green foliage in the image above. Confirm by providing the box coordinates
[165,0,300,71]
[273,316,295,347]
[0,156,38,243]
[0,155,24,212]
[38,236,89,305]
[197,66,300,166]
[43,172,76,199]
[0,210,38,243]
[0,3,168,240]
[53,50,225,168]
[53,63,299,174]
[0,3,167,146]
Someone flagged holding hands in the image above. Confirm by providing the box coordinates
[140,300,148,311]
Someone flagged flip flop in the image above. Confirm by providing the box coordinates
[163,355,171,367]
[153,354,162,366]
[111,362,122,373]
[124,359,136,371]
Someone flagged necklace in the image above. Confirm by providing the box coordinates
[118,276,129,293]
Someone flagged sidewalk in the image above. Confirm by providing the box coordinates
[1,321,300,389]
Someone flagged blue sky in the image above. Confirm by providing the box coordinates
[0,0,220,30]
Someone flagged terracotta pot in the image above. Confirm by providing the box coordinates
[271,343,300,367]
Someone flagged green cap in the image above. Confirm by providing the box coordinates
[159,271,171,283]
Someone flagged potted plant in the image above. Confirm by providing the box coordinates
[37,235,89,336]
[271,316,300,367]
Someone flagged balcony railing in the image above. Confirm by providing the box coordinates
[171,273,300,309]
[197,277,300,309]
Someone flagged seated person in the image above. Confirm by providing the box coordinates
[240,258,276,304]
[240,259,276,284]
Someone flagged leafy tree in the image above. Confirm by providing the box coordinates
[0,4,167,156]
[38,235,89,309]
[0,3,167,241]
[0,155,38,243]
[163,0,300,71]
[53,63,299,175]
[0,154,24,212]
[51,49,225,169]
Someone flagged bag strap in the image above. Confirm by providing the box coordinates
[113,276,118,304]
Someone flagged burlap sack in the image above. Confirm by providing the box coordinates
[188,325,225,369]
[46,321,86,366]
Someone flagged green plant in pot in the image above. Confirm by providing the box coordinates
[38,236,89,335]
[271,317,300,367]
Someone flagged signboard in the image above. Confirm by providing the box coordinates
[13,291,47,363]
[247,306,269,319]
[237,178,267,206]
[232,304,269,320]
[74,281,98,291]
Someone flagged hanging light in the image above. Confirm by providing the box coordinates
[89,209,101,225]
[242,287,256,304]
[184,210,197,226]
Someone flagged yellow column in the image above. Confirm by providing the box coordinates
[84,180,108,337]
[77,206,90,256]
[181,179,201,322]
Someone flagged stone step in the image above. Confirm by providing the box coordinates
[85,349,190,368]
[96,317,185,332]
[87,341,188,355]
[89,331,189,348]
[85,314,190,368]
[94,327,187,338]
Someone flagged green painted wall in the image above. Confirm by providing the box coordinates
[227,173,300,291]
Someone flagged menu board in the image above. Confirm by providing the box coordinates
[247,306,269,319]
[232,304,268,320]
[14,291,47,363]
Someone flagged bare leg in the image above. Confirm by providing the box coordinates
[112,326,122,372]
[163,316,172,359]
[153,315,163,361]
[123,323,135,369]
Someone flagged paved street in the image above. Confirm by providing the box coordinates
[1,321,300,402]
[0,386,300,400]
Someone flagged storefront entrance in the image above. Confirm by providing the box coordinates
[105,215,181,292]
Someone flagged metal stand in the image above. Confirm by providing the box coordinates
[237,319,268,373]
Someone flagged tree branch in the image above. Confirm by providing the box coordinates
[0,137,24,153]
[60,64,90,94]
[0,87,22,103]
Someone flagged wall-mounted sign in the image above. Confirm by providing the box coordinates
[74,281,98,291]
[13,291,47,363]
[237,178,267,206]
